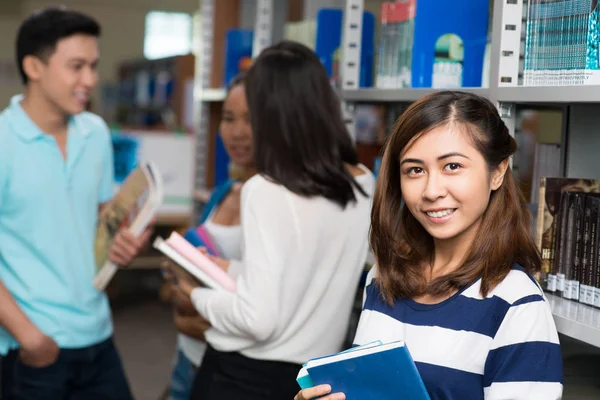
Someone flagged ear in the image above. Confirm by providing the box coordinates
[22,55,45,83]
[490,158,510,191]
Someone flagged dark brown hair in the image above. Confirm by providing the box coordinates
[16,7,100,84]
[371,91,541,303]
[244,40,366,208]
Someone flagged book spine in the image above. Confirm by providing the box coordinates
[571,193,584,301]
[536,177,551,289]
[595,196,600,308]
[581,195,592,303]
[554,191,570,296]
[586,196,600,305]
[563,192,576,299]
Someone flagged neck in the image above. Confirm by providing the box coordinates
[240,167,257,182]
[428,220,481,281]
[21,87,68,136]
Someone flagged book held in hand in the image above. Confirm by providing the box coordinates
[94,161,164,290]
[297,340,430,400]
[153,231,237,292]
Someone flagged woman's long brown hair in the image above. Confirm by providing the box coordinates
[370,91,541,304]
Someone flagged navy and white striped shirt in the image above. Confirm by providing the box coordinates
[354,265,563,399]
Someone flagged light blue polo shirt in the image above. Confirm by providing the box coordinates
[0,95,114,354]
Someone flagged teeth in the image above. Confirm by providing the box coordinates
[427,209,454,218]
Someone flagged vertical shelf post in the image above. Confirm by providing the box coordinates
[341,0,365,141]
[252,0,274,58]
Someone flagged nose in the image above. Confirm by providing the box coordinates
[232,121,250,140]
[82,66,98,89]
[422,171,447,201]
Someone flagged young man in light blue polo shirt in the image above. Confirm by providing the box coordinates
[0,7,152,400]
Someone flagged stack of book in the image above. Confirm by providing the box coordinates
[524,0,600,86]
[375,1,416,89]
[536,177,600,307]
[297,340,430,400]
[153,231,236,292]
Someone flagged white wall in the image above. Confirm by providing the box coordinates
[0,0,199,109]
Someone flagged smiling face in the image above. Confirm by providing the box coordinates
[219,84,254,168]
[25,34,99,116]
[399,123,507,246]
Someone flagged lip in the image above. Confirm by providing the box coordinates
[423,208,456,213]
[75,93,90,105]
[423,208,456,224]
[230,146,250,156]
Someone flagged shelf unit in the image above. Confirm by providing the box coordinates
[192,0,600,347]
[495,86,600,104]
[343,87,491,103]
[546,293,600,349]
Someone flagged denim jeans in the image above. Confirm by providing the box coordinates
[0,337,133,400]
[168,349,196,400]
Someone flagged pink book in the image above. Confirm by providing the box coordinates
[195,225,222,257]
[166,231,237,292]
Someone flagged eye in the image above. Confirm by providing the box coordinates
[444,162,462,172]
[406,166,424,176]
[221,114,235,123]
[71,64,84,71]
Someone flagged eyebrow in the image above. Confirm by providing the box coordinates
[399,152,470,166]
[68,57,99,65]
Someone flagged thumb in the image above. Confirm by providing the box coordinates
[197,246,208,255]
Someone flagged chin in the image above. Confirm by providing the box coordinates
[422,224,462,241]
[64,102,87,116]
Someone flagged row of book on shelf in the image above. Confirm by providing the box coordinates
[524,0,600,86]
[536,177,600,307]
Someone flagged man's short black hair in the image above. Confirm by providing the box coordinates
[16,6,101,84]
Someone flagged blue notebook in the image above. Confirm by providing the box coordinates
[297,341,430,400]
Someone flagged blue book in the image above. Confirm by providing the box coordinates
[297,341,430,400]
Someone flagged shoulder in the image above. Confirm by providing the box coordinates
[461,264,544,306]
[242,174,288,204]
[0,108,17,160]
[490,265,545,306]
[208,179,237,204]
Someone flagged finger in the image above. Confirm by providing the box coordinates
[137,227,153,247]
[112,233,138,255]
[198,247,209,255]
[108,248,130,266]
[301,385,336,399]
[111,237,138,259]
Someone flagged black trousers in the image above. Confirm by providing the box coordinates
[190,345,302,400]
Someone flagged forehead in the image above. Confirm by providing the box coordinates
[49,34,99,61]
[401,124,475,158]
[224,85,247,108]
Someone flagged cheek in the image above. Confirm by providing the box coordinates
[400,178,421,211]
[453,175,491,212]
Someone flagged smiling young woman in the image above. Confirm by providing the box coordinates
[295,91,563,400]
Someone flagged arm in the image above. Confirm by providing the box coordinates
[0,279,42,348]
[0,279,59,366]
[174,313,211,341]
[483,296,563,399]
[190,180,292,342]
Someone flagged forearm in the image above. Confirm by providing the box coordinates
[174,313,210,341]
[0,279,42,347]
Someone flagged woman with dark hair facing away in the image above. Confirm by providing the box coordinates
[296,91,563,400]
[175,40,375,399]
[165,72,254,400]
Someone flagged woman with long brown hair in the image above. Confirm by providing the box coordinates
[296,91,563,400]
